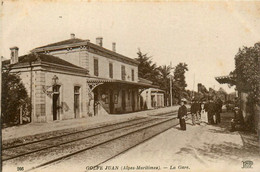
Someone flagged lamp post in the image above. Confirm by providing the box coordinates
[52,75,59,86]
[0,56,2,124]
[169,62,174,106]
[170,75,173,106]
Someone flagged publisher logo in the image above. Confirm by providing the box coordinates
[242,160,253,169]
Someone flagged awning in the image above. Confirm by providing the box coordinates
[215,75,236,85]
[150,88,165,93]
[86,76,159,88]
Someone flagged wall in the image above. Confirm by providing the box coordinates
[48,47,89,69]
[11,67,88,123]
[44,71,88,122]
[88,51,138,82]
[47,47,138,82]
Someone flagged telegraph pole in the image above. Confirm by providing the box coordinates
[192,73,195,99]
[170,75,172,106]
[0,56,2,120]
[0,56,2,165]
[170,62,173,106]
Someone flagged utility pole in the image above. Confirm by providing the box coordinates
[170,75,172,106]
[0,56,2,120]
[192,73,195,99]
[0,56,2,164]
[170,62,173,106]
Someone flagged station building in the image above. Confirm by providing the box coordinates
[140,87,165,110]
[3,34,158,122]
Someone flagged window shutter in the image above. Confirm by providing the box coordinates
[94,59,99,76]
[109,63,113,78]
[121,65,125,80]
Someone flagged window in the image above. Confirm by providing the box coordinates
[109,63,113,78]
[131,69,134,81]
[121,65,126,80]
[94,58,99,76]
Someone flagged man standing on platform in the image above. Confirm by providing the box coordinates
[215,99,223,124]
[178,99,188,130]
[207,99,216,124]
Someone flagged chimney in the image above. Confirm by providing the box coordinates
[10,46,19,64]
[96,37,103,47]
[112,42,116,52]
[70,33,75,39]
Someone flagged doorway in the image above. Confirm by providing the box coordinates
[94,89,99,116]
[109,89,114,114]
[52,85,60,121]
[74,86,80,118]
[132,90,135,111]
[151,95,155,107]
[122,90,126,112]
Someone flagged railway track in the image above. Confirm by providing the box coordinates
[2,111,175,150]
[2,111,182,172]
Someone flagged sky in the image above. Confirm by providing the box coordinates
[1,0,260,93]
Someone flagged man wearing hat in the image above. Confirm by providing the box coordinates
[178,98,188,130]
[207,99,216,124]
[190,99,199,125]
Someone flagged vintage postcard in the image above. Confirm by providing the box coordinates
[1,0,259,172]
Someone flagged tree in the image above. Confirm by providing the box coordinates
[135,49,160,85]
[1,69,30,126]
[173,63,188,102]
[157,65,173,90]
[173,63,188,90]
[235,45,260,105]
[234,43,260,132]
[157,65,173,105]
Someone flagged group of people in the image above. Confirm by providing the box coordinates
[177,98,223,130]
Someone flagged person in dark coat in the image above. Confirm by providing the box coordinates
[207,99,216,124]
[178,99,188,130]
[215,99,223,124]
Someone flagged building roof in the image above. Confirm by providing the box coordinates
[31,37,139,66]
[138,77,153,85]
[35,38,87,49]
[2,53,88,74]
